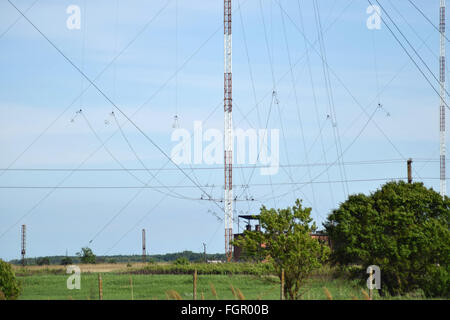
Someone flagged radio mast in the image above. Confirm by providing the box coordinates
[440,0,446,197]
[21,224,26,267]
[224,0,233,261]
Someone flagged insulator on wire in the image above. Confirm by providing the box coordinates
[272,90,279,105]
[70,109,83,123]
[172,115,180,128]
[378,103,390,117]
[104,111,115,125]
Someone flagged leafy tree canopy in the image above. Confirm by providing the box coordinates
[36,257,50,266]
[76,247,96,264]
[324,181,450,297]
[0,259,21,300]
[233,199,330,300]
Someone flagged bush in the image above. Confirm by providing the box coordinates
[325,181,450,297]
[174,257,190,266]
[233,200,330,299]
[76,247,96,264]
[36,257,50,266]
[60,257,73,266]
[420,265,450,298]
[130,262,276,276]
[0,259,21,300]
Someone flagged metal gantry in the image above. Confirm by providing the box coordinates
[224,0,233,261]
[440,0,446,197]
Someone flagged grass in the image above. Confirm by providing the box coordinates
[13,263,148,275]
[14,264,436,300]
[16,272,389,300]
[18,273,278,300]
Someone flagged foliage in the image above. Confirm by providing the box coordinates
[233,199,330,299]
[150,251,225,263]
[133,262,275,276]
[16,272,383,300]
[60,256,73,265]
[36,257,50,266]
[76,247,96,264]
[324,181,450,297]
[174,257,190,266]
[420,264,450,298]
[0,259,21,300]
[96,257,106,264]
[9,251,226,266]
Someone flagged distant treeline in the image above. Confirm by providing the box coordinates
[8,251,226,265]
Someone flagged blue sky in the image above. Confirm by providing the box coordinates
[0,0,446,261]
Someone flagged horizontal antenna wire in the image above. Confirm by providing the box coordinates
[6,0,223,213]
[1,177,442,190]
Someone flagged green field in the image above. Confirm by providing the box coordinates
[14,263,436,300]
[18,273,372,300]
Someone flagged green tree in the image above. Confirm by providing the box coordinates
[60,256,73,266]
[0,259,21,300]
[36,257,50,266]
[174,257,190,265]
[324,181,450,297]
[233,199,330,300]
[76,247,96,264]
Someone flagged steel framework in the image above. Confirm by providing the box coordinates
[440,0,446,197]
[142,228,146,262]
[224,0,233,261]
[21,224,26,267]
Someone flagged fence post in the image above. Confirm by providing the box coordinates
[130,275,134,300]
[280,268,285,300]
[193,269,197,300]
[98,273,103,300]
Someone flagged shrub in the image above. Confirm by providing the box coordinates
[420,265,450,298]
[36,257,50,266]
[325,181,450,297]
[233,199,330,300]
[60,257,73,266]
[76,247,96,264]
[131,262,276,276]
[174,257,190,266]
[0,259,21,300]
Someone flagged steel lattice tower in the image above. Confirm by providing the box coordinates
[142,229,146,262]
[224,0,233,261]
[440,0,446,197]
[21,224,26,267]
